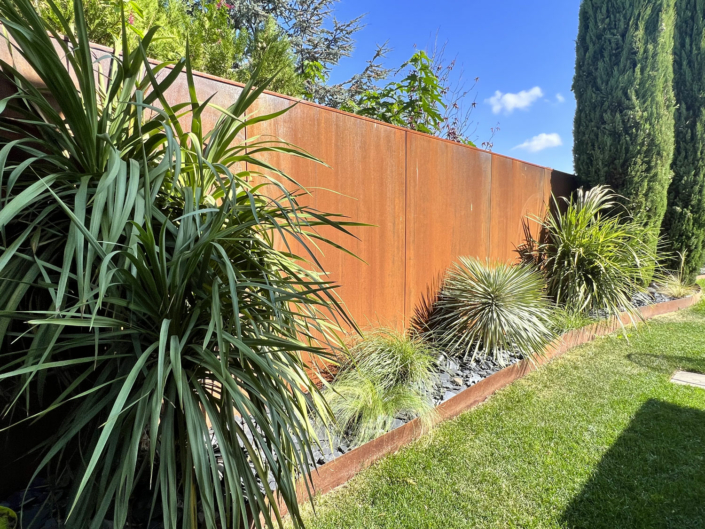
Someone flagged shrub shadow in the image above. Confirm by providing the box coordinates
[409,274,444,336]
[627,353,705,376]
[561,399,705,528]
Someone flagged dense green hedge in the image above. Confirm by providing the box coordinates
[662,0,705,281]
[573,0,676,253]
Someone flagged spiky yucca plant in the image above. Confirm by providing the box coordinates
[0,0,360,527]
[424,258,554,362]
[538,186,659,319]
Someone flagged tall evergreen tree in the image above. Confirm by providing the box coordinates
[572,0,676,245]
[661,0,705,280]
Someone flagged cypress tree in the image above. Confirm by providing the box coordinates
[661,0,705,281]
[572,0,676,245]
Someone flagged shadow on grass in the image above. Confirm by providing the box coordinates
[562,399,705,528]
[627,353,705,375]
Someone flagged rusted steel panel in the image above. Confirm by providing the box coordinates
[248,92,408,330]
[405,132,492,328]
[489,158,548,262]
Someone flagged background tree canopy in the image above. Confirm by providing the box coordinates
[38,0,389,100]
[38,0,486,146]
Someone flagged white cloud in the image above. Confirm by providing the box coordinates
[486,86,543,114]
[513,133,563,153]
[556,93,565,103]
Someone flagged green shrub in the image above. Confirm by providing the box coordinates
[326,371,435,446]
[0,1,356,527]
[423,258,555,362]
[538,186,659,319]
[39,0,242,80]
[38,0,305,96]
[339,328,439,390]
[326,329,438,446]
[342,50,476,146]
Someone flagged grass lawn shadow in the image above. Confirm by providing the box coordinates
[562,399,705,528]
[627,353,705,375]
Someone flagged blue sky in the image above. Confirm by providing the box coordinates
[329,0,582,173]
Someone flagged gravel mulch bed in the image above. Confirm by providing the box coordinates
[311,285,682,466]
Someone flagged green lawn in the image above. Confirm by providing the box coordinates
[296,291,705,528]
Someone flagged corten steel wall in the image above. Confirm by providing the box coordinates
[245,88,578,329]
[0,38,579,331]
[248,92,408,329]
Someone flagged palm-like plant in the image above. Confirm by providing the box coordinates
[423,258,555,362]
[0,0,358,527]
[537,185,659,319]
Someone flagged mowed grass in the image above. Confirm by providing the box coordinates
[296,288,705,529]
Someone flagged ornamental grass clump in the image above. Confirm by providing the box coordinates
[424,258,555,362]
[537,186,659,319]
[339,328,439,390]
[656,252,698,299]
[550,305,598,335]
[0,0,359,527]
[326,329,438,446]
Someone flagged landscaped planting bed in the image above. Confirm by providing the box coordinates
[291,286,705,528]
[287,288,701,504]
[3,2,704,526]
[2,288,700,525]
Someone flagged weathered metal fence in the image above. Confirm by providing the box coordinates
[244,87,577,329]
[0,38,578,330]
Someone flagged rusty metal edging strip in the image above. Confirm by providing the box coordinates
[293,289,702,505]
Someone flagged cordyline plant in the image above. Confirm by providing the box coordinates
[0,0,360,527]
[536,186,660,320]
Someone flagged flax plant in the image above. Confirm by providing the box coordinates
[538,186,659,319]
[0,0,360,527]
